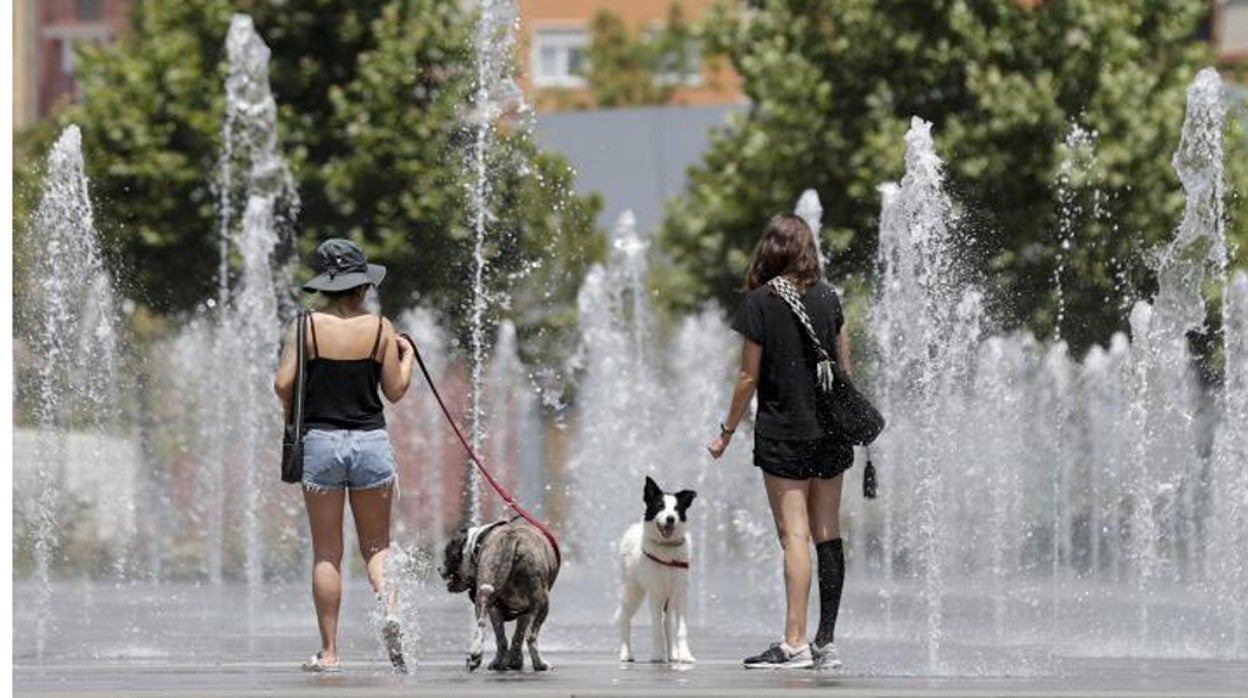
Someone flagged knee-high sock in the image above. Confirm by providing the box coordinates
[814,538,844,646]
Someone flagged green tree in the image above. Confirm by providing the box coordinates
[585,4,696,108]
[659,0,1248,354]
[16,0,600,352]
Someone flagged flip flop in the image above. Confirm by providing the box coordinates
[301,651,341,674]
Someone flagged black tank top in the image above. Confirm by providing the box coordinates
[302,313,386,431]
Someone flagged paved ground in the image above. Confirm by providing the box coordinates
[15,655,1248,698]
[14,578,1248,697]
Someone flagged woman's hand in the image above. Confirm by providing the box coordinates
[396,335,414,364]
[707,432,730,459]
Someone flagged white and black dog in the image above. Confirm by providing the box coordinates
[615,476,697,664]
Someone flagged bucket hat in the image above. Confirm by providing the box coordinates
[302,238,386,293]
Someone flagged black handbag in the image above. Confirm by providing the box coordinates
[768,277,886,448]
[281,310,309,484]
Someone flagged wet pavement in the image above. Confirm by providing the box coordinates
[14,578,1248,697]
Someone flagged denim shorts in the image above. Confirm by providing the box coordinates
[302,428,397,490]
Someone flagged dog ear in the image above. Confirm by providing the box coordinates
[644,476,662,502]
[675,489,696,513]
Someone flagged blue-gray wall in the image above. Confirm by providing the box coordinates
[534,104,741,234]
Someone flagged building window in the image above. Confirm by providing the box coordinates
[1220,0,1248,56]
[653,40,702,87]
[60,39,77,76]
[532,29,588,88]
[77,0,104,21]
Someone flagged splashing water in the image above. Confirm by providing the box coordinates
[14,51,1248,678]
[1210,271,1248,656]
[795,189,826,270]
[850,68,1242,671]
[193,14,301,594]
[1053,123,1100,341]
[870,116,982,669]
[464,0,526,526]
[19,125,124,658]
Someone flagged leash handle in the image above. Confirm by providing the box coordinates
[401,333,563,567]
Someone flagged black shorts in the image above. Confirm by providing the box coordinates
[753,434,854,480]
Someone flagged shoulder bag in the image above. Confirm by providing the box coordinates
[767,277,886,448]
[281,310,309,484]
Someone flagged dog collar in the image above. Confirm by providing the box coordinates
[461,520,506,578]
[644,551,690,569]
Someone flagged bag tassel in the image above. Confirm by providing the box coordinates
[862,447,878,499]
[816,360,836,392]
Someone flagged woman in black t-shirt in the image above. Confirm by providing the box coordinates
[707,214,852,671]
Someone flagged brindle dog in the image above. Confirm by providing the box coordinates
[439,519,560,671]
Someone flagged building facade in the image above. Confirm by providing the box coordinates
[518,0,742,112]
[13,0,132,130]
[1214,0,1248,63]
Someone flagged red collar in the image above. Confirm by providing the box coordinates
[644,551,690,569]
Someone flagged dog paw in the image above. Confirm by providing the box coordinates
[672,653,697,664]
[531,657,552,672]
[506,652,525,672]
[618,648,634,663]
[488,654,508,672]
[467,652,483,672]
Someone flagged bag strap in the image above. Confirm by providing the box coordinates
[768,276,837,391]
[291,310,308,431]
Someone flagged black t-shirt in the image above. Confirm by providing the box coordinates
[732,280,844,441]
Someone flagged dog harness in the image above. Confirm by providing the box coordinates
[461,520,507,579]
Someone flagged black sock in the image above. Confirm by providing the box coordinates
[814,538,844,646]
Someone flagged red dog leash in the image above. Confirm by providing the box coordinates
[402,334,562,567]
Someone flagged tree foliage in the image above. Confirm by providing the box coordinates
[16,0,601,351]
[542,4,697,110]
[659,0,1248,354]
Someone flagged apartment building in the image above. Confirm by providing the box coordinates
[12,0,133,130]
[518,0,742,111]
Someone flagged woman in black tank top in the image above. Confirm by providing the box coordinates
[706,215,854,671]
[273,239,414,673]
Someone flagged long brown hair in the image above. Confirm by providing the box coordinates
[744,214,822,291]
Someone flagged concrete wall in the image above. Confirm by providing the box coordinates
[13,427,138,544]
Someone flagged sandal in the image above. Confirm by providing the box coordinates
[301,651,341,674]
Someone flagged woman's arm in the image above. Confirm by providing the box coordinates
[707,337,763,459]
[379,318,415,403]
[273,320,299,422]
[835,326,851,377]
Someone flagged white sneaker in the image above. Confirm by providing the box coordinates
[812,641,842,672]
[301,652,341,673]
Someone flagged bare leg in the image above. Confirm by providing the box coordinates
[764,472,813,648]
[348,484,395,612]
[527,592,552,671]
[615,581,644,662]
[304,488,346,664]
[808,475,843,544]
